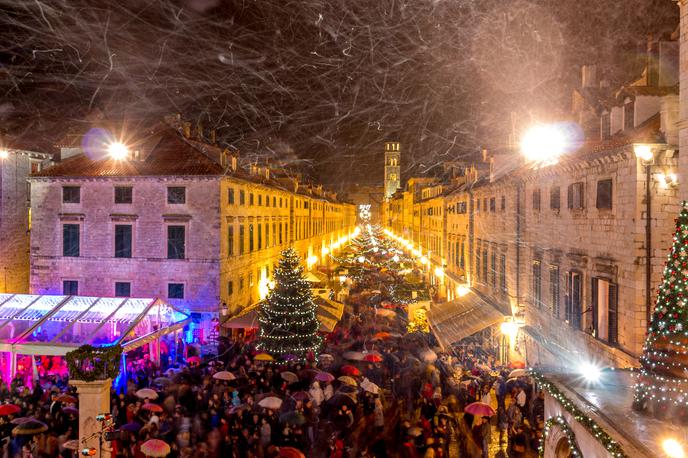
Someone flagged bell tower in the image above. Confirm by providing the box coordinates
[384,142,401,199]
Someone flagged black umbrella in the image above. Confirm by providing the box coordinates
[12,419,47,435]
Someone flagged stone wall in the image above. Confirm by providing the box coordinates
[29,176,221,313]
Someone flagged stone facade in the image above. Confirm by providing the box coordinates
[0,149,52,294]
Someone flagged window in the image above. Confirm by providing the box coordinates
[476,244,481,281]
[279,223,283,244]
[532,261,542,309]
[491,251,496,287]
[265,195,270,207]
[624,100,634,130]
[62,186,80,203]
[550,187,560,210]
[567,182,585,210]
[477,199,481,212]
[280,197,283,208]
[600,113,611,140]
[114,224,132,258]
[459,241,465,269]
[258,195,262,206]
[490,198,496,212]
[167,187,186,204]
[63,224,80,257]
[266,224,270,247]
[532,189,541,211]
[239,225,245,254]
[227,281,234,296]
[592,278,618,344]
[228,225,234,256]
[550,266,560,317]
[249,224,254,252]
[482,248,488,282]
[240,190,246,205]
[500,196,505,211]
[239,277,244,290]
[115,282,131,297]
[273,196,276,207]
[596,179,612,209]
[167,226,185,259]
[249,193,254,206]
[63,280,78,295]
[228,188,235,204]
[258,223,262,249]
[168,283,184,299]
[114,186,133,204]
[272,223,276,246]
[566,272,582,330]
[500,255,506,291]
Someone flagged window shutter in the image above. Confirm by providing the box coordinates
[591,278,599,337]
[580,183,585,209]
[567,184,573,209]
[609,283,618,344]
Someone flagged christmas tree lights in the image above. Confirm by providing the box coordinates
[256,248,322,361]
[635,202,688,417]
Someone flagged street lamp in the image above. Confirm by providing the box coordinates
[0,150,8,160]
[634,143,657,332]
[107,142,129,160]
[663,439,685,458]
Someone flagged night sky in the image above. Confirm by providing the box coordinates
[0,0,678,186]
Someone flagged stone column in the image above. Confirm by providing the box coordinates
[70,379,113,458]
[679,0,688,201]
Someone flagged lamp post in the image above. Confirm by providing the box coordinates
[634,143,656,331]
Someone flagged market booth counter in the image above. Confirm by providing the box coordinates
[0,294,190,383]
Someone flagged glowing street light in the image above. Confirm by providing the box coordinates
[456,285,470,297]
[634,143,654,163]
[663,439,685,458]
[579,361,603,383]
[520,123,568,163]
[0,150,8,160]
[108,142,129,160]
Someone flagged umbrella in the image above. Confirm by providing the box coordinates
[376,308,396,317]
[63,440,80,451]
[340,365,361,376]
[510,360,526,369]
[315,372,335,382]
[140,439,171,457]
[258,397,283,410]
[13,419,48,435]
[364,354,383,363]
[0,404,20,416]
[343,351,364,361]
[280,371,299,384]
[465,402,496,417]
[11,417,32,425]
[509,369,528,378]
[408,426,423,437]
[327,393,357,409]
[279,447,306,458]
[121,422,142,432]
[420,350,437,363]
[186,356,201,364]
[280,411,306,425]
[135,388,158,400]
[337,376,357,387]
[55,394,78,403]
[291,391,310,402]
[212,371,236,381]
[154,377,172,386]
[61,406,78,415]
[361,379,380,394]
[254,353,274,361]
[373,332,392,340]
[142,403,163,413]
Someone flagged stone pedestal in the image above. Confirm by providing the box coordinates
[70,378,112,458]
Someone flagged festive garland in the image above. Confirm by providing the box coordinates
[65,344,123,382]
[539,416,582,457]
[530,371,628,458]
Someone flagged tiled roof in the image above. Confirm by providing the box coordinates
[33,125,225,178]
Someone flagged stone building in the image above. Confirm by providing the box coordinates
[0,145,53,294]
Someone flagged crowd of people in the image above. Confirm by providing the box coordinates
[0,231,546,458]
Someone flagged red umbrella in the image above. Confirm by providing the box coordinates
[0,404,20,416]
[364,354,383,363]
[509,360,526,369]
[340,365,361,376]
[186,356,201,364]
[279,447,306,458]
[373,332,391,340]
[140,439,170,457]
[142,403,163,413]
[55,394,77,403]
[464,402,496,417]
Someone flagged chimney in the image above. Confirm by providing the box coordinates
[647,34,660,86]
[182,122,191,138]
[581,64,597,88]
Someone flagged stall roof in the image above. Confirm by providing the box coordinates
[0,294,190,355]
[427,291,506,349]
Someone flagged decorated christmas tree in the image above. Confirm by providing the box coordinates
[257,248,322,361]
[635,203,688,418]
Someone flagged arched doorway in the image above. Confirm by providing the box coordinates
[554,437,573,458]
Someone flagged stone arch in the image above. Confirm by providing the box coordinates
[542,416,581,458]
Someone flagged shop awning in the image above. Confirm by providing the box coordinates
[0,293,191,356]
[223,298,344,333]
[427,291,506,349]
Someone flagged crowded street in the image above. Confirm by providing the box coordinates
[0,227,541,458]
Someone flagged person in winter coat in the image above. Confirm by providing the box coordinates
[373,395,384,433]
[309,381,325,406]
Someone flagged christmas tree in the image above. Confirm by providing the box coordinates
[257,248,322,361]
[635,202,688,418]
